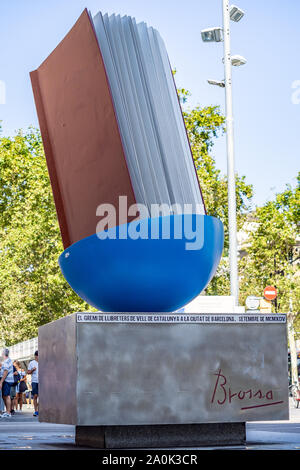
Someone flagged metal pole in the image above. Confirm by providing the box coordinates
[222,0,239,304]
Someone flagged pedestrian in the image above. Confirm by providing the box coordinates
[10,361,20,415]
[28,351,39,417]
[0,348,15,418]
[15,362,27,412]
[0,362,4,414]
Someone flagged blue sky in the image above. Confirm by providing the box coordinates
[0,0,299,206]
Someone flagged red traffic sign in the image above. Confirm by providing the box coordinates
[264,286,277,301]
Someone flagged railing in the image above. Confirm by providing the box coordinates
[7,337,38,361]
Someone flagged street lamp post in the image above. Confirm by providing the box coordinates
[201,2,246,305]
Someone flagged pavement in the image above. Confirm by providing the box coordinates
[243,400,300,450]
[0,399,299,450]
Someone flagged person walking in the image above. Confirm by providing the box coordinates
[0,362,4,415]
[10,361,20,415]
[28,351,39,417]
[0,348,14,418]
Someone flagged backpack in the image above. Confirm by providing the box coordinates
[13,366,20,385]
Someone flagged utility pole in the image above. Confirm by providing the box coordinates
[201,2,246,306]
[222,0,239,305]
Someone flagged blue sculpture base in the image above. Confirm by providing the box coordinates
[59,214,224,312]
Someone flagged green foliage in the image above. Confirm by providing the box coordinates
[0,129,94,346]
[182,89,299,317]
[182,101,253,240]
[239,176,300,328]
[180,90,253,295]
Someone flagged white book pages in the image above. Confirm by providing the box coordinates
[118,15,171,207]
[147,27,203,210]
[132,20,178,207]
[93,12,148,208]
[137,23,188,206]
[93,12,205,216]
[107,14,158,208]
[153,29,203,209]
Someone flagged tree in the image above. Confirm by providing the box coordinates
[179,90,253,295]
[239,175,300,316]
[238,175,300,381]
[0,129,93,345]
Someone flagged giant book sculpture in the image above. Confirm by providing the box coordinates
[31,9,224,312]
[31,11,288,445]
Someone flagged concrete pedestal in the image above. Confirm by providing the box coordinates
[38,312,288,448]
[75,422,246,448]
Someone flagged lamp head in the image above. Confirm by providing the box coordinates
[207,79,225,88]
[231,55,247,66]
[201,27,223,43]
[229,5,245,22]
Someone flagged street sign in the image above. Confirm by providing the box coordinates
[246,296,260,310]
[264,286,277,301]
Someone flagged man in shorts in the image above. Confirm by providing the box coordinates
[0,348,14,418]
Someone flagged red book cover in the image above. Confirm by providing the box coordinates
[30,9,136,249]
